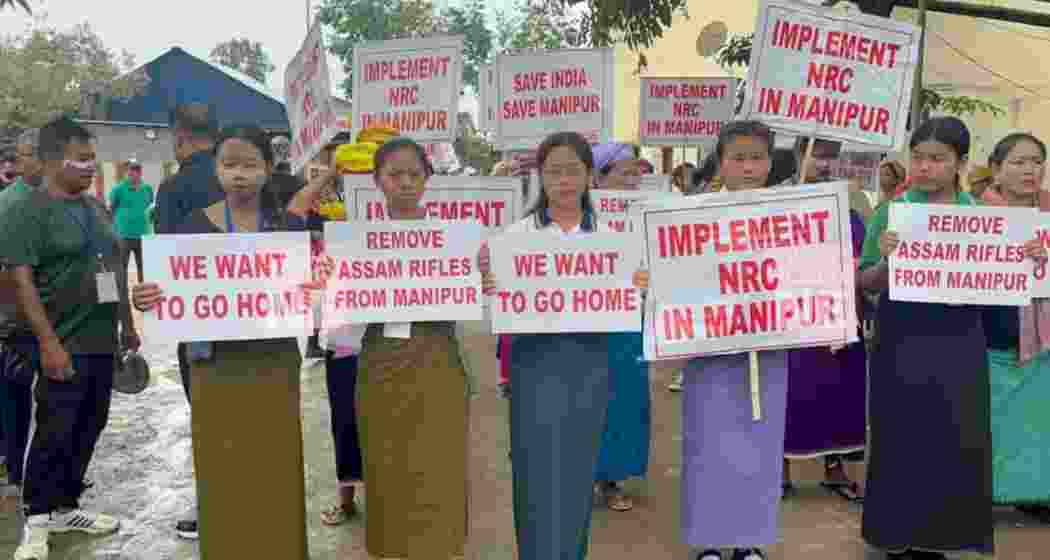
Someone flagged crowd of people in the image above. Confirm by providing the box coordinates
[0,105,1047,560]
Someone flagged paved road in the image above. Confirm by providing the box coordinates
[0,319,1043,559]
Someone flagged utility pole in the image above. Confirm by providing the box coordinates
[910,0,928,129]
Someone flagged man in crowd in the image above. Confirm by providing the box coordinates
[0,128,43,494]
[109,158,154,284]
[153,102,221,541]
[0,116,139,560]
[0,151,15,190]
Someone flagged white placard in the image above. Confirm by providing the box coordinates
[1035,223,1050,298]
[743,0,920,150]
[639,77,737,147]
[343,175,524,232]
[889,203,1036,306]
[640,175,672,193]
[590,189,682,232]
[634,182,858,360]
[142,233,313,342]
[493,48,616,150]
[488,233,642,334]
[351,36,464,143]
[323,221,484,326]
[284,20,340,174]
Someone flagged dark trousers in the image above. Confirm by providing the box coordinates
[121,238,143,284]
[22,354,114,515]
[325,353,363,482]
[0,379,32,485]
[177,343,191,403]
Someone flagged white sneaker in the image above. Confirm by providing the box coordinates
[48,508,120,535]
[13,515,50,560]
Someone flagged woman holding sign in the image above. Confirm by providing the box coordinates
[589,142,651,512]
[978,133,1050,519]
[349,137,469,560]
[859,117,1045,558]
[479,131,611,560]
[131,124,313,559]
[634,121,787,560]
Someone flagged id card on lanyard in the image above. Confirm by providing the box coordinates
[65,202,118,304]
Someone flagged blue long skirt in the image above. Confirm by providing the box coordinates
[509,333,610,560]
[595,331,651,482]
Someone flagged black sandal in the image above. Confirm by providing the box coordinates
[781,481,796,500]
[821,457,864,502]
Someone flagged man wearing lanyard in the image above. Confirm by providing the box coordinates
[0,117,139,560]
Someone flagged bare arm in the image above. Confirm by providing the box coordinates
[287,166,339,217]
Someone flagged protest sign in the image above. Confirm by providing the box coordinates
[142,233,313,342]
[743,0,920,150]
[836,149,881,192]
[344,175,523,232]
[641,175,672,193]
[1035,224,1050,298]
[633,182,858,360]
[488,233,642,333]
[591,189,681,232]
[351,36,463,143]
[493,48,616,150]
[284,20,341,174]
[639,77,736,146]
[889,203,1036,306]
[323,221,484,326]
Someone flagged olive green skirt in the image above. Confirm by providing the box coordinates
[357,322,469,559]
[190,338,307,560]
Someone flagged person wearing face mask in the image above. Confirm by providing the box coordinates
[1,117,140,560]
[975,133,1050,522]
[633,121,786,560]
[782,138,868,503]
[131,124,317,559]
[588,142,651,512]
[478,132,613,560]
[108,159,154,284]
[858,117,1047,559]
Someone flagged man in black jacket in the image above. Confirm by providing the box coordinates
[154,104,222,235]
[153,103,221,542]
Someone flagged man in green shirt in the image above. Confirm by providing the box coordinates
[108,159,154,283]
[2,117,139,560]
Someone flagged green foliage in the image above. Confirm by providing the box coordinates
[493,1,577,52]
[455,129,499,174]
[0,21,143,131]
[209,38,276,84]
[714,32,1003,118]
[583,0,688,50]
[442,0,493,91]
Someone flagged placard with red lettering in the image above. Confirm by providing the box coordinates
[494,48,616,150]
[487,234,642,334]
[142,233,313,342]
[344,175,523,232]
[743,0,920,150]
[640,175,672,193]
[351,36,463,143]
[889,203,1037,306]
[1034,223,1050,298]
[633,182,858,360]
[639,77,736,146]
[591,189,681,232]
[323,221,484,326]
[285,19,341,174]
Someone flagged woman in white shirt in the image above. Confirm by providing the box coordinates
[480,131,612,560]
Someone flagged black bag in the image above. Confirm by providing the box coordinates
[0,339,36,386]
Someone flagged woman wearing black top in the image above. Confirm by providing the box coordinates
[132,124,313,560]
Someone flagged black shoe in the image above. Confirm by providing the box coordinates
[731,549,765,560]
[697,549,723,560]
[175,518,198,540]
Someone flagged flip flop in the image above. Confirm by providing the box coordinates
[320,501,359,526]
[821,481,864,503]
[781,482,796,500]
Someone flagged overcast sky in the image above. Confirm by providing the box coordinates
[0,0,509,108]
